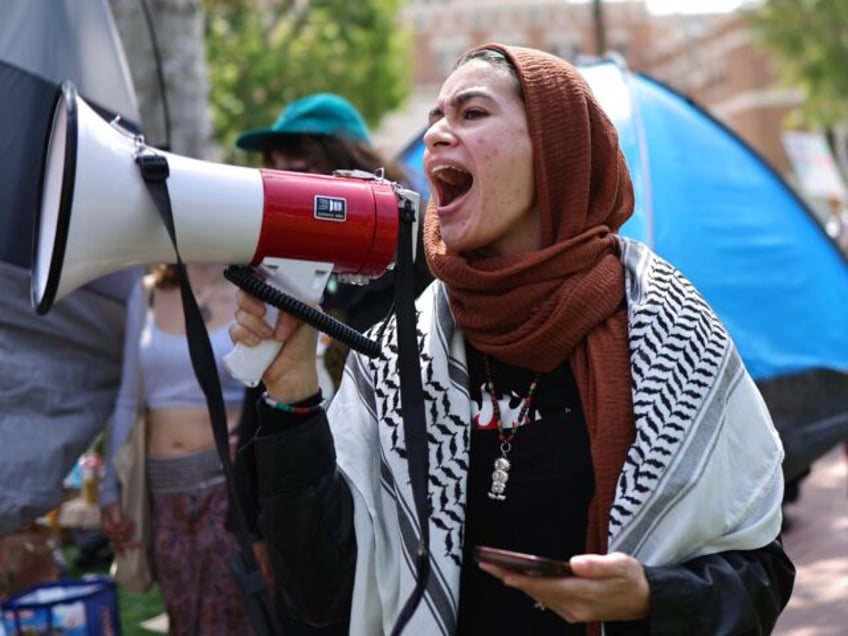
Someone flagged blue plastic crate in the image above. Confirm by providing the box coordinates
[1,576,121,636]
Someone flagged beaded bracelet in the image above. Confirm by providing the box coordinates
[262,391,326,416]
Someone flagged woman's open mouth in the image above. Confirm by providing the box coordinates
[430,164,473,209]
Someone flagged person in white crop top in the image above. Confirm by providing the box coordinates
[100,262,253,635]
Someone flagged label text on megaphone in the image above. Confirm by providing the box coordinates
[315,196,347,221]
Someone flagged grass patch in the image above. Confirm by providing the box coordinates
[116,585,165,636]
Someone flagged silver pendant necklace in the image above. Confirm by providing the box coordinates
[483,356,541,501]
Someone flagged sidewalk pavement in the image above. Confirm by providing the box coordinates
[774,446,848,635]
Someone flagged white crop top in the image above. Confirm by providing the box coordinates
[139,308,246,409]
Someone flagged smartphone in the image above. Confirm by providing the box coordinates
[473,545,573,577]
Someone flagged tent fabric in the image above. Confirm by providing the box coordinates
[0,2,139,123]
[0,263,127,533]
[396,127,429,204]
[0,1,142,535]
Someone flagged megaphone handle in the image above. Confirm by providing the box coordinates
[223,323,283,388]
[222,266,382,386]
[223,305,282,388]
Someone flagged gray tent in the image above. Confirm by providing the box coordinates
[0,1,142,534]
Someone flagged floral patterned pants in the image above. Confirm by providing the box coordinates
[149,451,252,636]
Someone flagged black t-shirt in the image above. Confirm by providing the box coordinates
[458,345,594,635]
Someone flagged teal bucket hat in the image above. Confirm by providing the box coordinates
[235,92,372,150]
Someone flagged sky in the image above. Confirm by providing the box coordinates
[645,0,760,14]
[572,0,764,15]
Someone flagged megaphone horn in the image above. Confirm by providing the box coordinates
[32,81,416,316]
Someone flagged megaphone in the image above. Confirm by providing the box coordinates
[33,82,420,384]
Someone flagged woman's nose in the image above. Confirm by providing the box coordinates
[424,119,455,150]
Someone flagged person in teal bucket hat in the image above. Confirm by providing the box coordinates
[236,92,372,150]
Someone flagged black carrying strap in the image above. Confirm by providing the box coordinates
[389,197,431,635]
[135,152,282,636]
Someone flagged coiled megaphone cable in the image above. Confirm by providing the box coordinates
[223,265,382,359]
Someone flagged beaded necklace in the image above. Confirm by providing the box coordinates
[483,356,542,501]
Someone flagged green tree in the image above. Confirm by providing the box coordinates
[752,0,848,127]
[204,0,412,162]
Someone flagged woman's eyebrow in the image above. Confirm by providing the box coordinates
[452,89,493,107]
[428,89,494,123]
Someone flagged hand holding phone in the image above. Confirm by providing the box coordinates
[474,545,573,578]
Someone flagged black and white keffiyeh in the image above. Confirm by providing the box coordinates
[327,237,784,635]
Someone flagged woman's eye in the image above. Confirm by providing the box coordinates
[463,108,486,120]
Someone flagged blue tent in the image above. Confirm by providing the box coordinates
[581,61,848,381]
[397,60,848,479]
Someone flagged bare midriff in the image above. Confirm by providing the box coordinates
[147,406,241,458]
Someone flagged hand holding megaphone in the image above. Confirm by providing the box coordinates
[227,273,324,400]
[222,258,331,387]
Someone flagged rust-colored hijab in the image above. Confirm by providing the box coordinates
[423,44,637,589]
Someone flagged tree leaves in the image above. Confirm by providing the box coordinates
[753,0,848,126]
[203,0,412,162]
